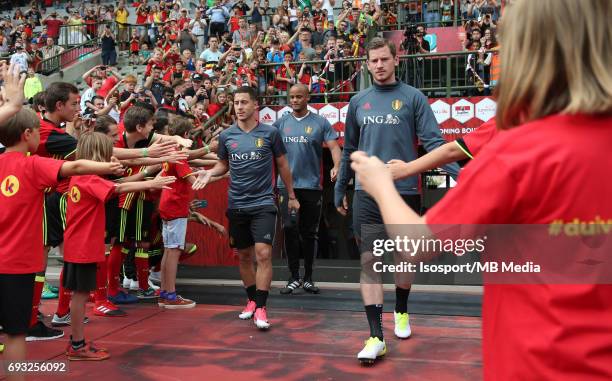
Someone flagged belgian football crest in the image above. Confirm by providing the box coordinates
[391,99,403,111]
[305,126,313,135]
[255,138,264,148]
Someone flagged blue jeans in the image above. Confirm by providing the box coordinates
[424,10,440,27]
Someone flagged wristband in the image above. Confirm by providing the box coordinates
[142,147,149,158]
[142,168,149,177]
[204,144,210,155]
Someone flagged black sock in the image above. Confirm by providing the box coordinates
[365,304,384,340]
[395,286,411,314]
[71,337,85,350]
[255,289,269,309]
[245,285,256,301]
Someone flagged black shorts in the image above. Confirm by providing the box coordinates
[105,197,119,244]
[0,273,35,335]
[110,198,155,243]
[353,190,421,253]
[43,192,67,247]
[62,262,97,292]
[226,205,277,250]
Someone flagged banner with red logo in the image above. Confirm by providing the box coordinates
[259,96,496,145]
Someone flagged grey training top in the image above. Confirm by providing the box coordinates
[273,112,338,190]
[334,81,459,207]
[218,123,287,209]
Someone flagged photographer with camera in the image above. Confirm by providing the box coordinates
[100,24,117,66]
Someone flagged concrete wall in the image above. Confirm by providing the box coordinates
[41,51,102,87]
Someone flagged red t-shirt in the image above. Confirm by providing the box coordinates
[426,113,612,380]
[63,175,116,263]
[275,65,293,91]
[0,152,64,273]
[44,19,63,38]
[458,118,498,158]
[98,76,119,99]
[206,103,222,117]
[130,39,140,53]
[136,9,148,24]
[158,160,194,220]
[36,118,77,194]
[229,16,240,32]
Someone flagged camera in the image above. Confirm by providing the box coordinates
[401,24,420,52]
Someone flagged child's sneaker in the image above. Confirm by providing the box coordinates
[163,295,196,309]
[108,290,139,305]
[93,301,127,317]
[42,283,58,299]
[136,287,159,300]
[66,342,110,361]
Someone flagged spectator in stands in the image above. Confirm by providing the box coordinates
[41,37,63,60]
[81,76,104,111]
[144,64,170,104]
[207,0,230,38]
[312,20,330,47]
[200,35,223,63]
[25,3,42,27]
[9,43,30,72]
[232,17,252,46]
[100,24,117,66]
[115,1,129,51]
[83,95,116,117]
[416,25,431,53]
[179,25,197,55]
[189,9,208,54]
[42,12,63,43]
[24,67,43,102]
[424,0,440,27]
[293,28,315,60]
[249,0,265,30]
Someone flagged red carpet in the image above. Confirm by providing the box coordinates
[2,301,482,380]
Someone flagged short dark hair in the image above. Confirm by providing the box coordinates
[94,115,118,135]
[45,82,79,112]
[234,86,258,101]
[91,95,104,103]
[0,108,40,147]
[123,106,154,133]
[366,37,397,59]
[32,91,46,111]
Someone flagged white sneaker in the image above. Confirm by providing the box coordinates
[149,271,161,284]
[394,311,412,339]
[122,276,131,289]
[129,279,139,291]
[148,279,160,291]
[357,337,387,364]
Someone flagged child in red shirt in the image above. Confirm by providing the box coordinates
[129,30,140,66]
[157,118,206,309]
[0,64,124,373]
[62,132,176,360]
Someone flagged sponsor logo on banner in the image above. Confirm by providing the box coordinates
[391,99,403,111]
[259,107,276,124]
[430,100,451,124]
[319,104,339,125]
[340,104,349,123]
[475,98,497,122]
[451,99,474,124]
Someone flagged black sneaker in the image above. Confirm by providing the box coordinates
[280,278,301,294]
[303,279,320,294]
[25,321,64,342]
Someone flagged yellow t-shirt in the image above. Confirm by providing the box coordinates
[116,9,128,24]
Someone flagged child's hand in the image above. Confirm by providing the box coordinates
[148,140,177,158]
[177,136,193,148]
[192,169,212,190]
[150,175,176,189]
[109,157,125,176]
[0,63,26,109]
[162,151,189,163]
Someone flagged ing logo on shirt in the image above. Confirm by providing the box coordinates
[69,186,81,203]
[391,99,403,111]
[1,175,19,197]
[304,126,313,135]
[255,138,264,148]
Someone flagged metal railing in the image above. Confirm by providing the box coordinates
[256,49,497,106]
[38,39,101,75]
